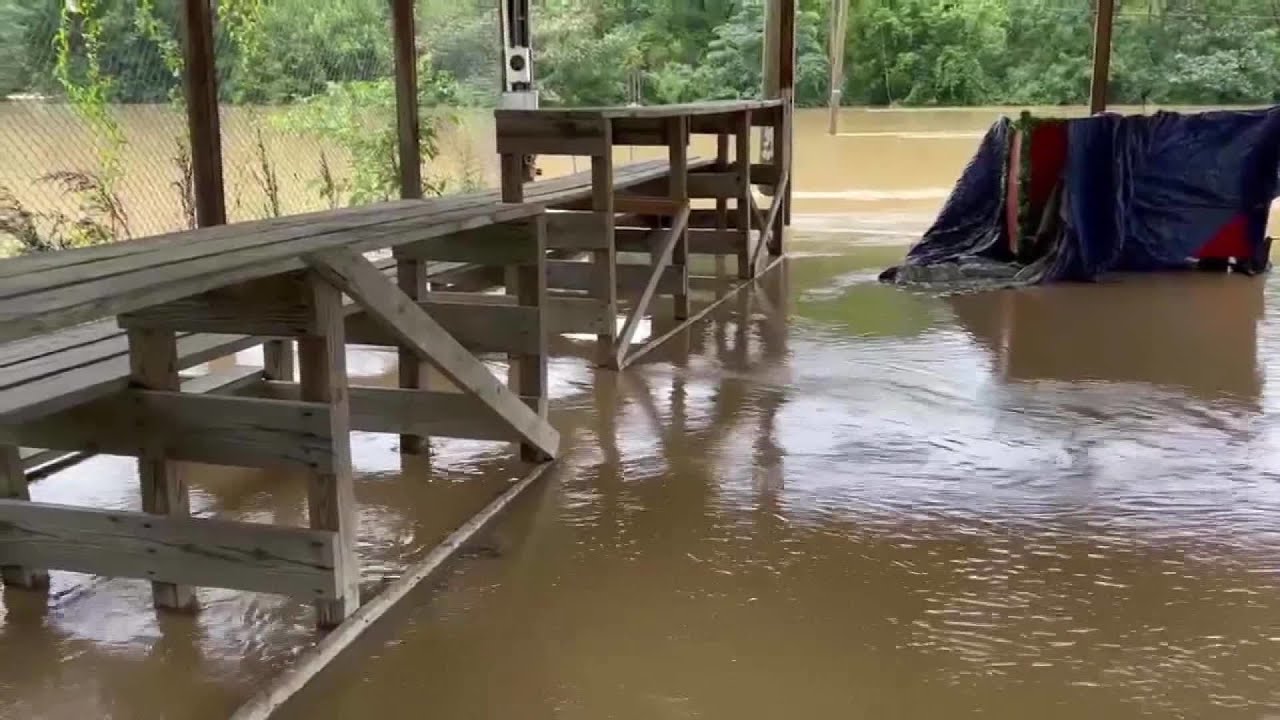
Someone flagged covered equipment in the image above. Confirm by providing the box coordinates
[881,108,1280,287]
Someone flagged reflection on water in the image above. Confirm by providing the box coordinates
[270,251,1280,720]
[5,108,1280,719]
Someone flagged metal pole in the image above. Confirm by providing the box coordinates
[1089,0,1115,115]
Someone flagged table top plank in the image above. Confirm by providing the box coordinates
[496,99,783,121]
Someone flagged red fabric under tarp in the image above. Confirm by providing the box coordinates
[1196,214,1253,260]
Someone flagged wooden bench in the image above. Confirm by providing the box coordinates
[1,159,707,479]
[0,189,561,629]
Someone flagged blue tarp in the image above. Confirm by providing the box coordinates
[882,108,1280,285]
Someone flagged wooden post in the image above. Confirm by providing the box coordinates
[263,340,294,382]
[128,327,196,611]
[714,133,730,277]
[183,0,298,386]
[396,259,431,454]
[779,0,796,226]
[667,117,690,320]
[736,111,754,279]
[499,154,548,461]
[393,0,426,454]
[0,446,48,589]
[180,0,225,227]
[392,0,422,199]
[828,0,849,135]
[1089,0,1115,115]
[762,0,782,162]
[770,105,790,256]
[510,217,549,462]
[591,122,618,367]
[298,275,360,628]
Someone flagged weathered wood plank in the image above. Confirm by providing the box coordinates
[546,261,683,295]
[690,208,742,229]
[544,212,611,250]
[297,272,359,628]
[613,196,685,216]
[0,499,340,599]
[246,383,542,442]
[0,202,543,345]
[392,221,541,265]
[688,172,740,199]
[0,391,334,471]
[415,293,611,336]
[495,113,610,156]
[495,99,783,121]
[118,273,315,336]
[306,249,560,459]
[347,301,541,355]
[0,331,263,425]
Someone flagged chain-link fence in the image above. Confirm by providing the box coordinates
[0,0,503,257]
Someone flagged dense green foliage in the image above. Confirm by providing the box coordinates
[4,0,1280,108]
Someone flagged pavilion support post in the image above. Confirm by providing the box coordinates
[181,0,225,228]
[828,0,849,136]
[591,123,618,367]
[736,111,754,279]
[1089,0,1115,115]
[392,0,422,199]
[714,133,730,277]
[667,117,691,320]
[779,0,796,226]
[298,275,360,628]
[128,327,197,611]
[0,445,48,590]
[393,0,428,454]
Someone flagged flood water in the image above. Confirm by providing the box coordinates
[5,107,1280,719]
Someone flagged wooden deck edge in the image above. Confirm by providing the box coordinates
[229,460,557,720]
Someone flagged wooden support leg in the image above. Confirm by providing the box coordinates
[128,327,196,611]
[397,258,431,455]
[509,217,550,462]
[263,339,294,381]
[0,445,48,589]
[736,111,754,279]
[667,117,690,320]
[770,106,789,256]
[298,274,360,628]
[591,128,618,368]
[715,133,730,278]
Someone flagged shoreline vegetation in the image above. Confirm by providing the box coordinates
[3,0,1278,254]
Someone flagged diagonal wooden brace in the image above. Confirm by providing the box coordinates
[614,205,691,368]
[305,249,560,460]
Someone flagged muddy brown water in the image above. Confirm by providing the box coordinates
[5,108,1280,719]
